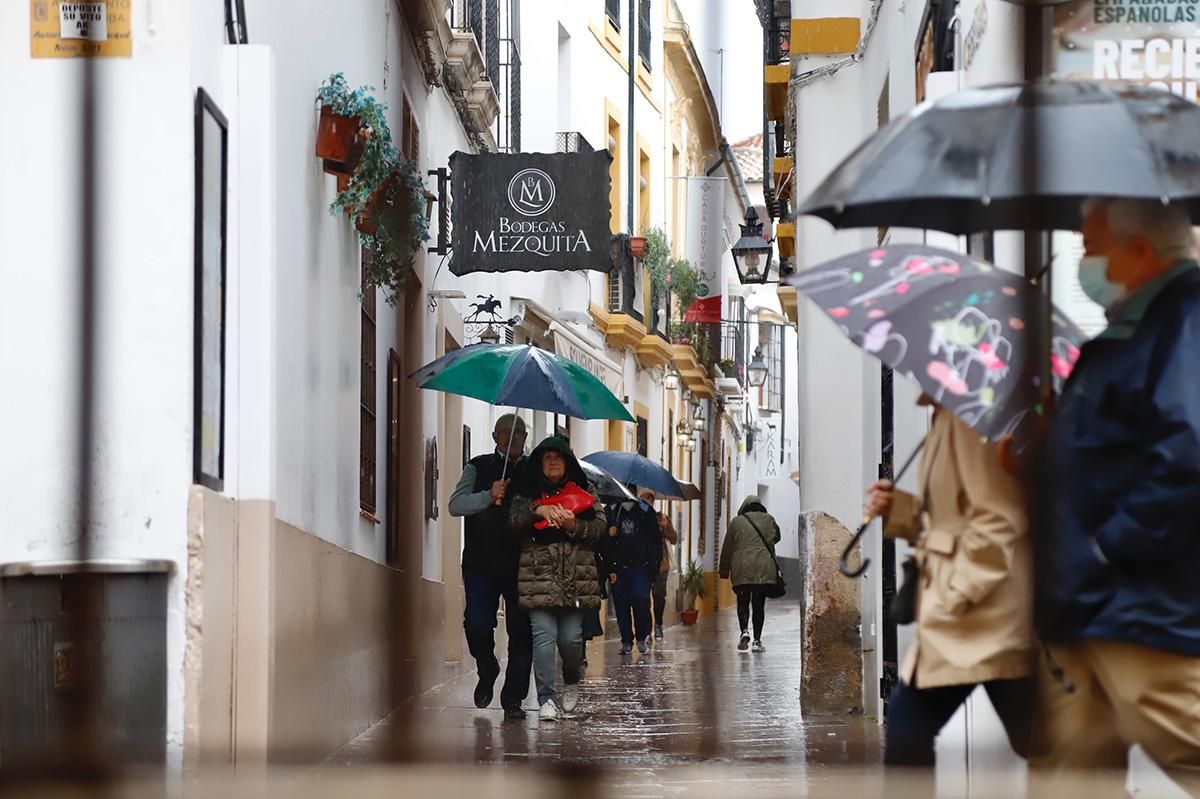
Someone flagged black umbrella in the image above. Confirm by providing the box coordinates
[798,80,1200,235]
[580,460,636,502]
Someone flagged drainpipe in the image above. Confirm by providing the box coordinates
[628,0,636,236]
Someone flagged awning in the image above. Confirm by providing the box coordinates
[549,321,624,399]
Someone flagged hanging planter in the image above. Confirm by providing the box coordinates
[316,104,365,175]
[315,74,429,304]
[629,235,648,259]
[355,173,397,235]
[357,158,430,305]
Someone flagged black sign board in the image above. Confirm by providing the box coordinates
[449,150,614,275]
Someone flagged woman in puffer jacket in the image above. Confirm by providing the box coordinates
[509,436,606,722]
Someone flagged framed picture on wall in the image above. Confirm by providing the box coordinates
[193,88,228,491]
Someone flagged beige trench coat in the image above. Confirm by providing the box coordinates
[885,408,1035,689]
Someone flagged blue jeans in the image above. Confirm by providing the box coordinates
[529,608,584,706]
[884,677,1035,766]
[462,567,532,710]
[611,566,653,645]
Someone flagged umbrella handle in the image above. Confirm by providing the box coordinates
[839,438,927,578]
[839,517,872,578]
[495,407,519,507]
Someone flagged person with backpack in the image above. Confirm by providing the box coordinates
[719,496,782,652]
[602,487,663,655]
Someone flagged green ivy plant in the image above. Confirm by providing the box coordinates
[316,74,430,305]
[316,73,396,217]
[360,158,429,305]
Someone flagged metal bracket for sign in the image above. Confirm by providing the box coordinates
[428,168,450,255]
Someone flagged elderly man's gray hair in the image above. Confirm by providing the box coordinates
[494,413,526,435]
[1081,198,1196,261]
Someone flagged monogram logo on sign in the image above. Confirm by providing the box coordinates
[508,168,556,217]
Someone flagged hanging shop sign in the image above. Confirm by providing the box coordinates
[30,0,133,58]
[683,177,727,323]
[449,150,614,276]
[1053,0,1200,102]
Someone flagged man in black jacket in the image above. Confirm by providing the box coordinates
[1030,198,1200,794]
[602,487,662,656]
[448,414,531,720]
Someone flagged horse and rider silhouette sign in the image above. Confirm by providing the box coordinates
[449,150,613,275]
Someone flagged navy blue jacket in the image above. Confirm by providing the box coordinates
[1036,267,1200,656]
[600,500,661,571]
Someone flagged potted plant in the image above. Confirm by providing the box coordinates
[357,157,430,304]
[679,559,706,626]
[719,358,738,379]
[629,235,648,259]
[315,73,370,175]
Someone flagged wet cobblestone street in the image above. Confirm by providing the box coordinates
[324,602,881,794]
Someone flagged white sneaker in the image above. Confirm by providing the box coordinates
[738,632,751,652]
[752,639,765,652]
[538,701,559,721]
[562,683,581,713]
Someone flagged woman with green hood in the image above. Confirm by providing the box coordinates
[719,496,782,652]
[509,437,607,721]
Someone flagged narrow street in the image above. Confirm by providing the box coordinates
[326,603,880,790]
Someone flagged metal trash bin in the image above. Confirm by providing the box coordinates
[0,559,173,766]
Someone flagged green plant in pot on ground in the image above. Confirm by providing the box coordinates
[680,559,707,610]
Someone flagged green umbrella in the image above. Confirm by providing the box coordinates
[412,343,633,422]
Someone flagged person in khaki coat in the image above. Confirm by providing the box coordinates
[866,395,1035,767]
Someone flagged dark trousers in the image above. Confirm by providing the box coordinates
[462,567,532,710]
[611,566,653,645]
[736,585,768,639]
[884,676,1036,767]
[650,570,668,629]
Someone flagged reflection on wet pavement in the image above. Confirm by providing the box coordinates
[328,602,880,790]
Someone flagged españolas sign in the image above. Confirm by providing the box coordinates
[30,0,132,59]
[1055,0,1200,100]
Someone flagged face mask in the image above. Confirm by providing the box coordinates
[1078,255,1125,310]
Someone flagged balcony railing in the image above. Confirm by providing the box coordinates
[555,131,594,153]
[448,0,522,152]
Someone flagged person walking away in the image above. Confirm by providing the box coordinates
[447,414,532,720]
[602,488,662,655]
[1029,198,1200,796]
[510,437,606,722]
[719,496,781,652]
[865,395,1034,768]
[642,490,678,642]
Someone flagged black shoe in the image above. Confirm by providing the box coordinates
[474,674,496,709]
[503,705,527,720]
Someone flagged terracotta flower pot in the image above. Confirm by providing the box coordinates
[629,236,648,258]
[680,608,699,626]
[316,105,364,175]
[356,173,403,235]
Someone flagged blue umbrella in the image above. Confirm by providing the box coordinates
[580,451,685,500]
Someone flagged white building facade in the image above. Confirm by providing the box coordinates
[0,0,796,768]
